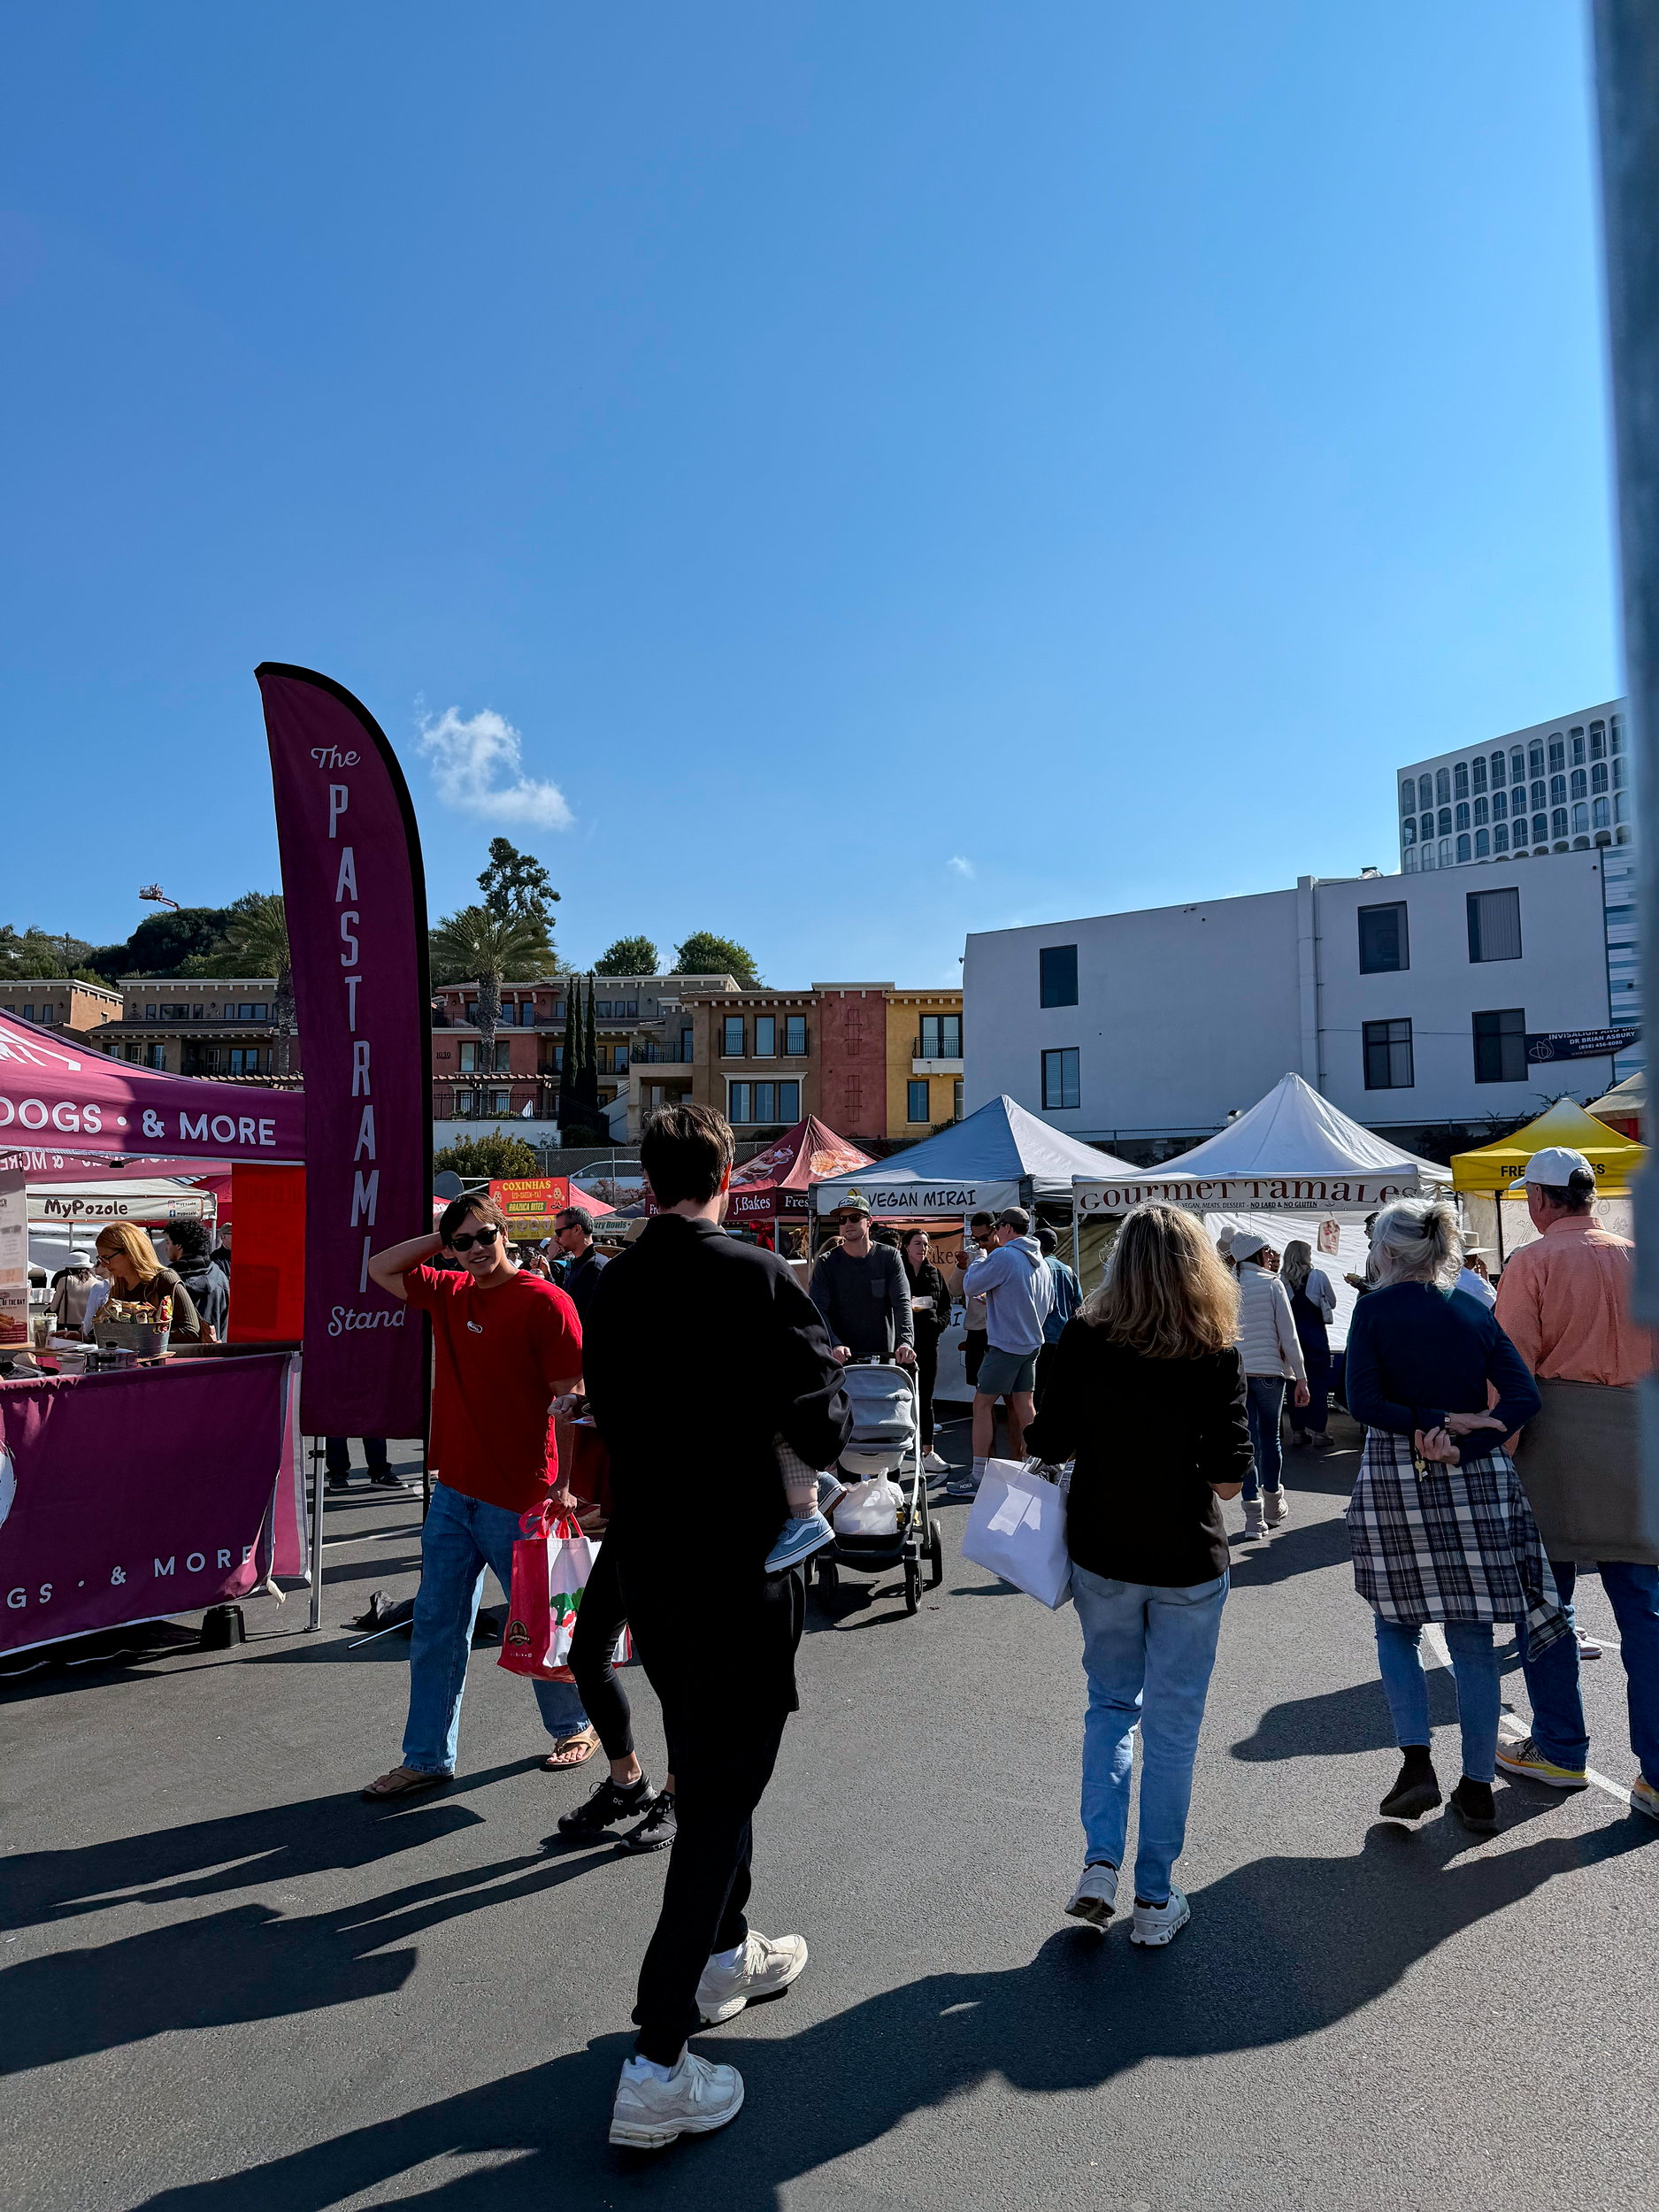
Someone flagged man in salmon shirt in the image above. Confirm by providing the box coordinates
[359,1193,595,1798]
[1493,1146,1658,1819]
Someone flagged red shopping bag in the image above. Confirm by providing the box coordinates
[498,1505,596,1682]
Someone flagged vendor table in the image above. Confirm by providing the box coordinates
[0,1348,298,1658]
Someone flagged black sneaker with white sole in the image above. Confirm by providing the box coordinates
[618,1788,677,1854]
[554,1775,654,1841]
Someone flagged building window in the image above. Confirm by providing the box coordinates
[1593,761,1609,794]
[1357,902,1409,973]
[1440,838,1453,866]
[1438,807,1452,836]
[1401,782,1416,815]
[1492,789,1507,819]
[1435,767,1450,803]
[1417,843,1434,871]
[1417,775,1432,808]
[1473,1008,1526,1085]
[1570,768,1587,801]
[907,1080,931,1123]
[1529,779,1546,810]
[228,1047,266,1075]
[1456,833,1471,863]
[1612,713,1623,753]
[722,1016,745,1056]
[1617,790,1630,824]
[1402,818,1416,846]
[1474,827,1490,857]
[1571,728,1586,764]
[1493,821,1509,851]
[1363,1018,1414,1090]
[1472,795,1487,826]
[1529,741,1545,776]
[1039,945,1079,1007]
[1548,774,1566,807]
[1419,812,1433,841]
[236,1002,270,1021]
[1548,736,1565,772]
[1453,762,1469,798]
[784,1014,807,1056]
[1491,750,1507,786]
[954,1079,964,1118]
[1404,847,1419,872]
[919,1012,962,1057]
[1572,802,1589,836]
[1551,807,1569,840]
[1613,755,1627,787]
[753,1015,776,1057]
[1532,812,1548,842]
[1471,757,1487,794]
[1510,748,1525,783]
[1041,1048,1080,1110]
[1467,886,1522,962]
[1594,795,1610,829]
[1455,802,1470,832]
[1590,721,1606,758]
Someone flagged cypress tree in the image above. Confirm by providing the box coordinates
[557,979,577,1131]
[580,974,600,1116]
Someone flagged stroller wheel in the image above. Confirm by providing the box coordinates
[927,1522,944,1589]
[815,1556,840,1609]
[903,1560,921,1615]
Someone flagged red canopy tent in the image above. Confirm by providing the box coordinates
[721,1117,875,1225]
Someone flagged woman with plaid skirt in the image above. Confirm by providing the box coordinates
[1344,1198,1564,1832]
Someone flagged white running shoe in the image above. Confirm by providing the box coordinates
[1263,1489,1289,1526]
[1064,1861,1118,1927]
[695,1931,809,2024]
[922,1450,949,1474]
[1129,1886,1190,1947]
[608,2053,744,2148]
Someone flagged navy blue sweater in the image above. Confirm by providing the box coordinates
[1344,1281,1540,1440]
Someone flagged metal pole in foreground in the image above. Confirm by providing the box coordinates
[306,1436,325,1632]
[1591,8,1659,1463]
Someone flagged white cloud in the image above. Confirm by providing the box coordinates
[416,705,573,830]
[948,855,975,879]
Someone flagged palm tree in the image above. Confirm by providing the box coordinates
[204,894,296,1076]
[429,904,550,1079]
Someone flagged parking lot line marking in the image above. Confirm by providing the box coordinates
[1422,1623,1633,1809]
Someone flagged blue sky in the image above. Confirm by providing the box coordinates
[2,3,1617,985]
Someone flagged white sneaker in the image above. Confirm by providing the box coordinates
[923,1450,949,1474]
[1129,1886,1190,1947]
[1241,1500,1266,1540]
[1263,1489,1289,1527]
[608,2053,744,2148]
[1064,1861,1118,1928]
[695,1930,809,2024]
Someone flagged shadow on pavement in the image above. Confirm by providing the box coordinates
[125,1813,1655,2212]
[1225,1511,1353,1585]
[0,1776,627,2079]
[1231,1669,1462,1759]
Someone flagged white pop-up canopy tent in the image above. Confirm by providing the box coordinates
[812,1094,1139,1217]
[1071,1073,1451,1217]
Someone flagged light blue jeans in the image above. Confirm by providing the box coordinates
[1372,1617,1500,1785]
[1073,1563,1228,1903]
[401,1480,588,1774]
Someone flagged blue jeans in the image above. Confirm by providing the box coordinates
[1072,1563,1228,1902]
[1243,1375,1286,1500]
[1373,1617,1500,1784]
[401,1480,588,1774]
[1519,1560,1659,1787]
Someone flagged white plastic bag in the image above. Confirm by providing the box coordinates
[961,1458,1071,1609]
[833,1473,903,1537]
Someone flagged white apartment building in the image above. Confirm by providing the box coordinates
[1398,700,1628,872]
[964,849,1621,1152]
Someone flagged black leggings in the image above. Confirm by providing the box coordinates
[568,1540,635,1762]
[913,1327,939,1448]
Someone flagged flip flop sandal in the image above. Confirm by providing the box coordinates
[542,1729,600,1770]
[361,1765,453,1801]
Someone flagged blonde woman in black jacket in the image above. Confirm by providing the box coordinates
[1025,1206,1252,1948]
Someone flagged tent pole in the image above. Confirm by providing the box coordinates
[306,1436,325,1632]
[1495,1194,1506,1271]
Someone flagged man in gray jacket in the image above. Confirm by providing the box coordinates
[951,1207,1054,1497]
[809,1197,917,1370]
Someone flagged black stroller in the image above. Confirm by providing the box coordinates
[812,1356,944,1617]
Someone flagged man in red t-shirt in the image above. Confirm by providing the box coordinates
[360,1195,593,1799]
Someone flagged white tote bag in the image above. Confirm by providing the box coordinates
[961,1458,1071,1609]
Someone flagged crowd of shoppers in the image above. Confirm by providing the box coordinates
[351,1116,1654,2156]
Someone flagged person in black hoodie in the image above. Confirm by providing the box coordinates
[900,1227,953,1470]
[583,1102,851,2152]
[1025,1204,1252,1952]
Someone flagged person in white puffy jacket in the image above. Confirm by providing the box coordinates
[1228,1232,1309,1539]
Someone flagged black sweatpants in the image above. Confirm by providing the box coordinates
[631,1705,791,2063]
[567,1541,634,1762]
[913,1326,939,1450]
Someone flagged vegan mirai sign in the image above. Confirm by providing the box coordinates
[257,664,431,1438]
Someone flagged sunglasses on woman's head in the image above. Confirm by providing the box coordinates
[449,1225,501,1251]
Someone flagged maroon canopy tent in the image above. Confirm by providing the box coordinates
[722,1117,875,1224]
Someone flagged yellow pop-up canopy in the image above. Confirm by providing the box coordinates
[1450,1096,1647,1197]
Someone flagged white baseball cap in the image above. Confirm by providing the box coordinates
[1508,1145,1594,1193]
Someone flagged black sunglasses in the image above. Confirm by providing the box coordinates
[449,1225,501,1251]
